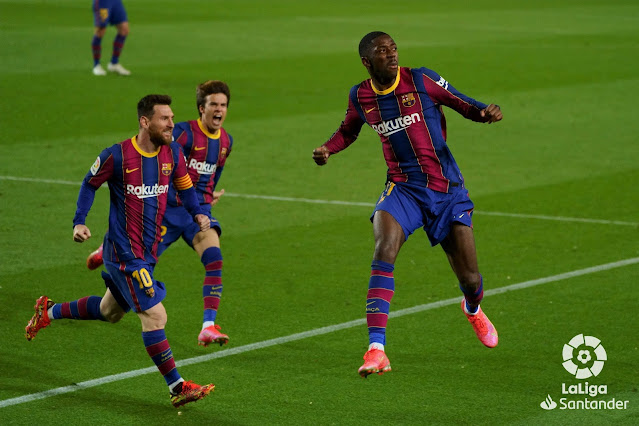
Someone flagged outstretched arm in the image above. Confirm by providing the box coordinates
[420,68,503,123]
[73,150,112,242]
[72,182,100,242]
[312,95,364,166]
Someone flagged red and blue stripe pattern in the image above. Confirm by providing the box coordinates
[201,247,223,322]
[366,260,395,345]
[51,296,105,321]
[325,66,489,193]
[143,329,181,386]
[111,34,126,64]
[170,119,233,206]
[84,137,193,264]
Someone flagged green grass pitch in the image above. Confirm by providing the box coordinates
[1,0,638,424]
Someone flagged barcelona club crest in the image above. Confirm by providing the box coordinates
[220,147,227,160]
[99,8,109,23]
[161,163,172,176]
[401,93,416,108]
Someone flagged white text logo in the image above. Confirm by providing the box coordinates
[188,158,217,175]
[371,113,421,137]
[539,334,629,411]
[436,76,449,90]
[126,184,168,199]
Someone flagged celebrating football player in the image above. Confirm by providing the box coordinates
[87,81,234,348]
[312,32,503,377]
[26,95,215,407]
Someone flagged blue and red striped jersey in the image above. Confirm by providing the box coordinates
[169,119,232,206]
[80,136,194,263]
[324,66,489,193]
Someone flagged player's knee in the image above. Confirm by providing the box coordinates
[117,23,129,36]
[140,308,167,330]
[144,318,167,331]
[373,239,401,263]
[458,271,481,291]
[102,309,125,323]
[94,27,106,38]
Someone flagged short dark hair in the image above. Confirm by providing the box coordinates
[196,80,231,114]
[359,31,389,58]
[137,94,172,119]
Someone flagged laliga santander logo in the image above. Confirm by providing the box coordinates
[540,334,629,411]
[562,334,606,379]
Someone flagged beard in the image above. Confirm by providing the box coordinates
[149,126,171,146]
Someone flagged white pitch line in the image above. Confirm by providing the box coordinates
[1,256,638,409]
[475,211,638,227]
[0,176,79,186]
[1,175,636,227]
[222,192,376,207]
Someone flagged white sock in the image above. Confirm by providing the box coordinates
[47,307,54,319]
[464,301,480,316]
[202,321,215,330]
[368,342,384,351]
[169,378,185,394]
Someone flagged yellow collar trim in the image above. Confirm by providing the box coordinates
[197,118,221,139]
[371,69,401,95]
[131,135,160,157]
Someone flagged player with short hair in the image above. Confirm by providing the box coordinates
[87,80,233,347]
[25,94,215,407]
[312,31,503,377]
[91,0,131,76]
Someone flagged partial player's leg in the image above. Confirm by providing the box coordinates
[25,269,132,340]
[441,224,498,348]
[193,228,229,347]
[137,302,215,407]
[105,0,130,75]
[25,292,112,341]
[91,0,108,75]
[107,21,130,75]
[99,287,127,323]
[358,210,405,377]
[106,258,214,408]
[91,26,107,76]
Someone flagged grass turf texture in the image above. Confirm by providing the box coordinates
[1,0,638,424]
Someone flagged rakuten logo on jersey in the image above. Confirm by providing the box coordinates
[188,158,217,175]
[126,184,169,199]
[371,113,421,137]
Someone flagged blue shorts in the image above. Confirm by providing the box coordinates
[371,181,475,246]
[102,259,166,313]
[92,0,128,27]
[157,204,221,257]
